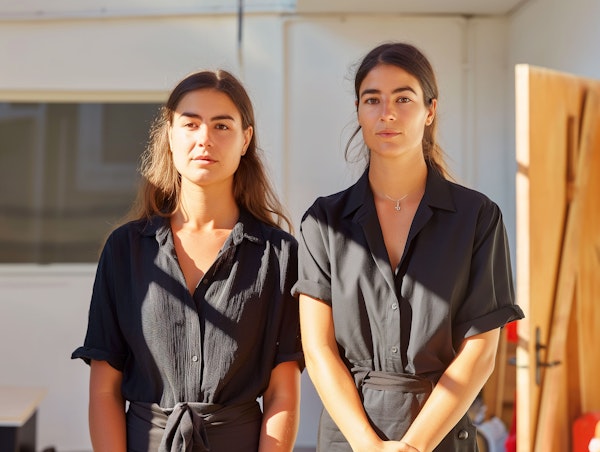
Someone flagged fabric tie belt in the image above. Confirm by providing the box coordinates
[128,399,259,452]
[353,369,437,393]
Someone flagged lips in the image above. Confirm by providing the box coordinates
[192,155,216,163]
[376,130,400,138]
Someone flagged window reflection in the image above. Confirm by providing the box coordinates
[0,102,160,263]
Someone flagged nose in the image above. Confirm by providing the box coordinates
[380,99,396,121]
[195,124,210,147]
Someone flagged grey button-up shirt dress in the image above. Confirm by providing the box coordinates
[293,166,524,451]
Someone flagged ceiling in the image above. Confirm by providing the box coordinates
[0,0,530,19]
[295,0,530,16]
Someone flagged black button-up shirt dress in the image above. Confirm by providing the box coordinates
[72,210,302,451]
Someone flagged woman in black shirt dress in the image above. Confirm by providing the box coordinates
[293,43,524,451]
[72,70,303,451]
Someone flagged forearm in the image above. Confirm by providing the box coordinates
[401,329,500,452]
[89,389,127,452]
[259,361,301,452]
[259,395,299,452]
[300,295,384,451]
[305,348,383,451]
[89,360,127,452]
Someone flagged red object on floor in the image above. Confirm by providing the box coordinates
[573,412,600,452]
[505,392,517,452]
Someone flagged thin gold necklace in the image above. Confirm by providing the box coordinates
[374,190,409,212]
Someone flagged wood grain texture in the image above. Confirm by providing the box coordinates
[515,65,600,452]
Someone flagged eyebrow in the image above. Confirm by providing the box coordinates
[178,112,236,122]
[359,86,417,99]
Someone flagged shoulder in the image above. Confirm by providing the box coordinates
[447,180,499,209]
[442,179,505,230]
[104,216,165,249]
[250,221,298,272]
[242,213,298,253]
[302,185,356,224]
[261,222,298,247]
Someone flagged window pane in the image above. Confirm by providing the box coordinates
[0,102,161,263]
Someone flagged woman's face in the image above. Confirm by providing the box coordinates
[168,88,252,190]
[357,63,436,161]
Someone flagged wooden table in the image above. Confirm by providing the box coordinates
[0,387,46,452]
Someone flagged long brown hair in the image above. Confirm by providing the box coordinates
[345,42,450,178]
[128,69,292,231]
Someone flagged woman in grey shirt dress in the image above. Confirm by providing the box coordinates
[293,43,524,452]
[72,70,303,452]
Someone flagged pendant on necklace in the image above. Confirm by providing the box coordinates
[376,190,409,212]
[385,193,408,212]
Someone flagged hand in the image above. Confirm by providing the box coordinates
[371,440,420,452]
[397,441,420,452]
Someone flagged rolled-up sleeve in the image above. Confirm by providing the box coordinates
[273,237,304,368]
[292,204,333,304]
[453,202,524,345]
[71,233,128,370]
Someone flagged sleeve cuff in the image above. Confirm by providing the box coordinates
[71,346,126,371]
[291,280,331,304]
[455,304,525,342]
[275,351,305,372]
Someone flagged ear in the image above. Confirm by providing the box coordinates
[356,100,363,128]
[241,125,253,155]
[425,98,437,126]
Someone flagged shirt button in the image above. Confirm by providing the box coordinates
[202,279,209,285]
[191,355,199,362]
[391,346,398,354]
[391,303,398,310]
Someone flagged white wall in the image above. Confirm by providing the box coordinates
[0,267,95,451]
[0,16,240,92]
[505,0,600,279]
[283,15,469,224]
[3,3,589,448]
[509,0,600,80]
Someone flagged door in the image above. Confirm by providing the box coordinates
[515,65,600,451]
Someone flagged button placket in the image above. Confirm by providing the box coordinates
[386,294,402,363]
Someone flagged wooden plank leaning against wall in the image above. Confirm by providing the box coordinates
[515,65,600,452]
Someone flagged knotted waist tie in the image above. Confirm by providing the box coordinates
[129,399,259,452]
[353,369,437,393]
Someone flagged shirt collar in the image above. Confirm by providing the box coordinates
[342,163,456,221]
[139,209,266,247]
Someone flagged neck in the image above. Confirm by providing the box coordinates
[368,152,427,199]
[172,180,239,231]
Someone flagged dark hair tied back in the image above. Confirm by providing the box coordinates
[346,42,449,178]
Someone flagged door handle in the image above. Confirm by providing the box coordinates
[535,326,561,385]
